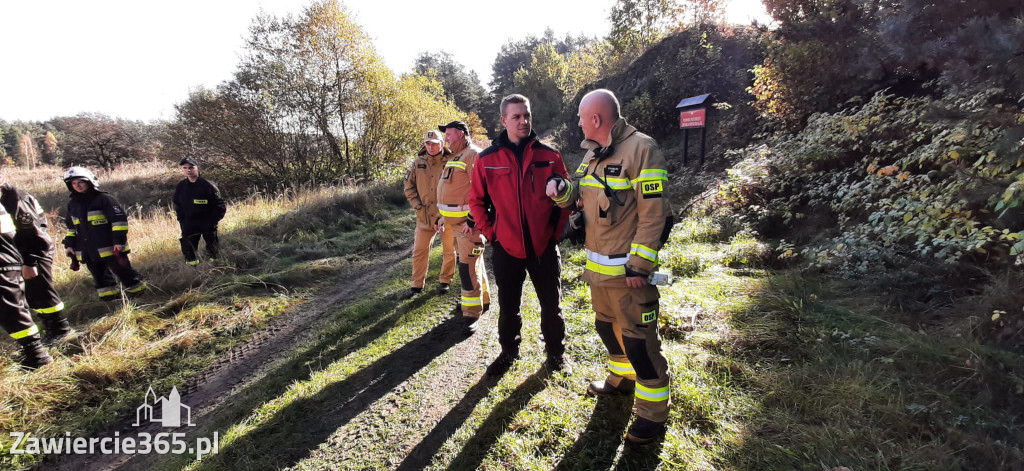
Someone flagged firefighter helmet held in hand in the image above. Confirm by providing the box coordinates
[63,166,99,191]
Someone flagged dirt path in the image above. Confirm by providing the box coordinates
[44,247,413,471]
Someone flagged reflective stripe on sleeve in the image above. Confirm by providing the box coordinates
[98,247,115,258]
[635,383,670,402]
[553,181,574,205]
[634,169,668,183]
[66,230,78,237]
[630,243,659,263]
[112,222,129,231]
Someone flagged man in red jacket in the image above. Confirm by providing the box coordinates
[468,94,571,376]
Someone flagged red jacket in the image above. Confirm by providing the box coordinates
[469,130,570,259]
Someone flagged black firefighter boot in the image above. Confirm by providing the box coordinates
[18,335,53,370]
[41,314,74,347]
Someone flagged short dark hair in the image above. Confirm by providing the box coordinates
[499,94,530,117]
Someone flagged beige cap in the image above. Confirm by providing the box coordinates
[424,130,443,143]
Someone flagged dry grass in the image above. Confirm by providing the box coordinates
[0,162,411,468]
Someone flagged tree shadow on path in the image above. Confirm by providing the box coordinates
[190,313,464,470]
[553,394,633,471]
[395,374,501,471]
[443,371,550,471]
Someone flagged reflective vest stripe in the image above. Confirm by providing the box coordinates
[586,260,625,276]
[630,243,659,263]
[35,302,65,314]
[10,324,39,340]
[438,204,470,218]
[580,175,632,191]
[608,360,635,376]
[635,384,670,402]
[586,249,628,276]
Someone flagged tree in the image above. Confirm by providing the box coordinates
[487,31,606,134]
[42,131,59,164]
[682,0,724,26]
[513,44,569,132]
[170,0,461,184]
[54,113,158,170]
[413,51,488,117]
[15,133,39,169]
[608,0,683,67]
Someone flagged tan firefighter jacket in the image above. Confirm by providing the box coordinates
[404,146,452,230]
[436,137,483,226]
[553,118,672,288]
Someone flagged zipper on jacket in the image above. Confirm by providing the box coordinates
[515,150,526,257]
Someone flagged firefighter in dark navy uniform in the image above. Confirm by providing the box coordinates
[62,167,146,301]
[0,174,73,346]
[173,157,227,265]
[0,199,52,369]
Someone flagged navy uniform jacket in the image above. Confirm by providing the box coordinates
[173,177,226,232]
[0,184,53,267]
[62,189,131,262]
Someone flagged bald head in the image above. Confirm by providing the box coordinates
[581,89,621,122]
[578,89,621,146]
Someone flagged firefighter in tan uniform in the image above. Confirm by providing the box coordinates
[404,130,457,297]
[436,121,491,335]
[547,89,673,444]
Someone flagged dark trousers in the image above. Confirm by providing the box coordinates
[85,255,142,300]
[24,256,63,314]
[0,270,38,343]
[491,240,565,357]
[180,227,220,262]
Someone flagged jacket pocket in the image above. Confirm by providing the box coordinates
[597,190,615,226]
[484,166,510,177]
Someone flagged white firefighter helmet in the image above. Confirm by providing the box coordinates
[63,166,99,190]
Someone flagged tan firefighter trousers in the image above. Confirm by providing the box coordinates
[591,284,671,423]
[447,221,490,317]
[411,225,456,289]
